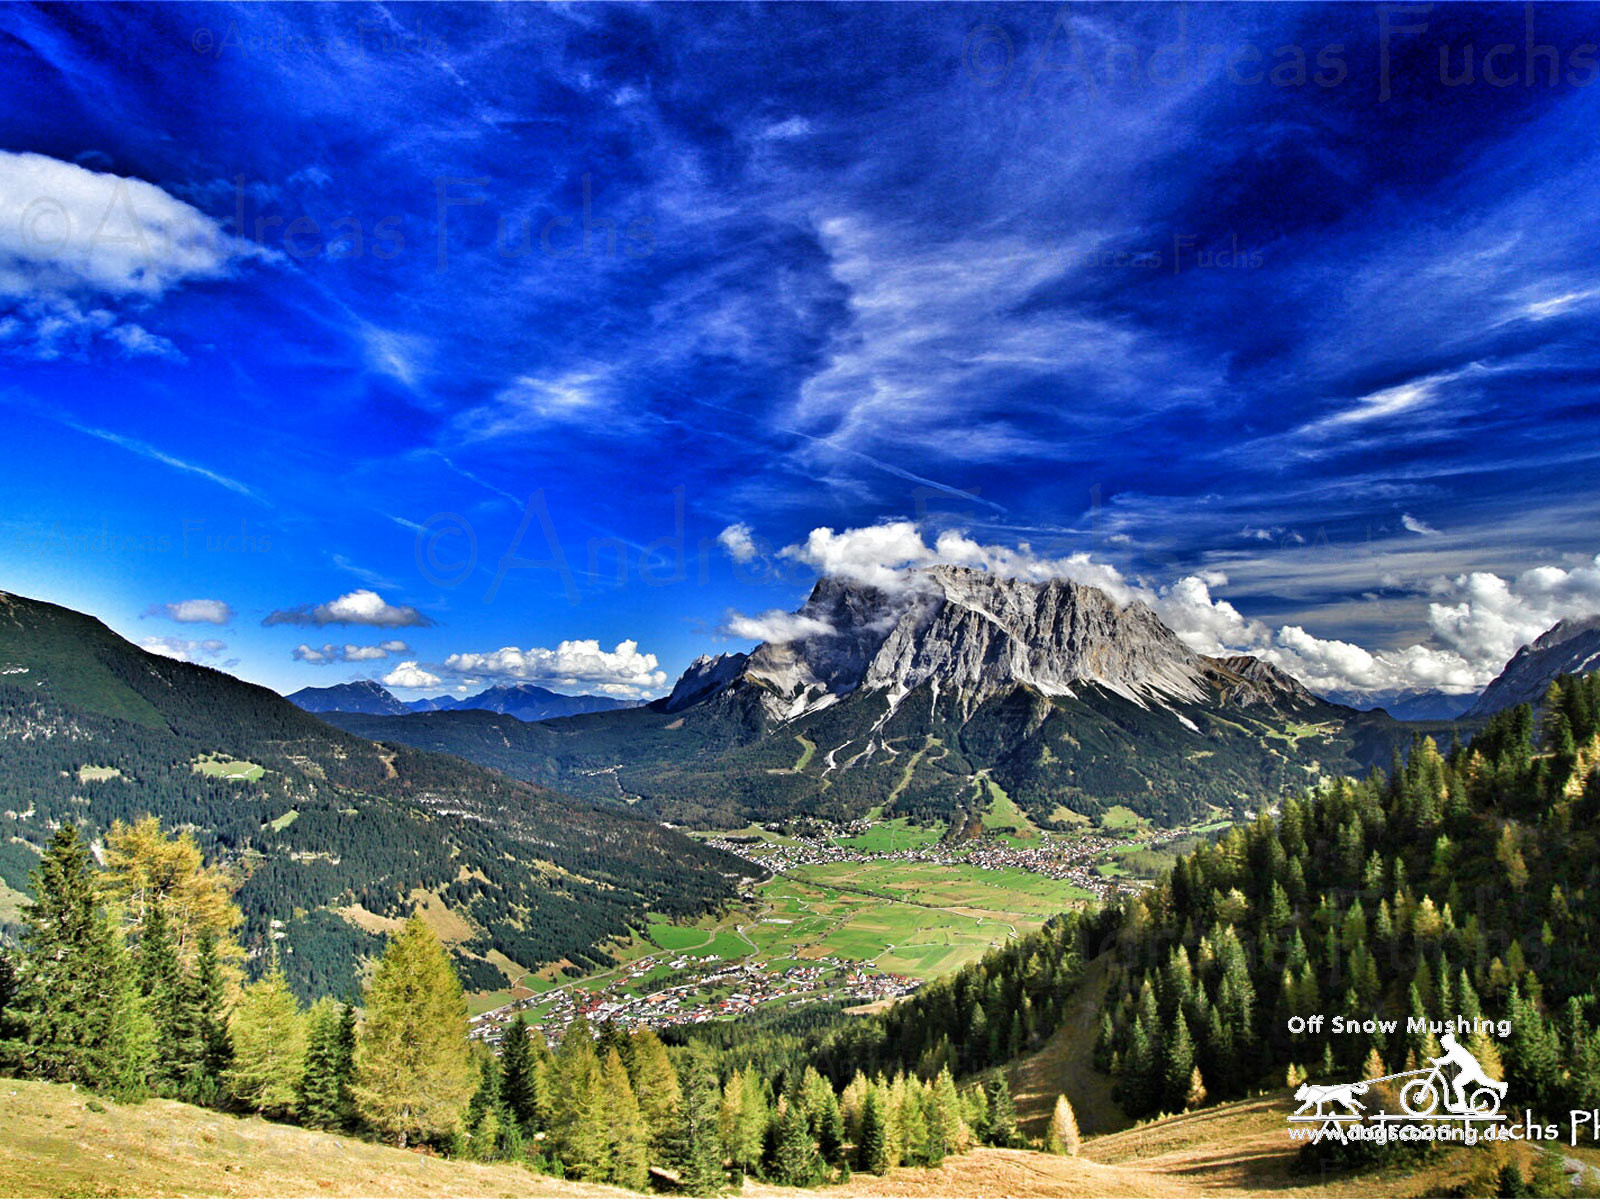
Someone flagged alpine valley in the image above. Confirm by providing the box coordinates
[324,566,1450,829]
[0,590,744,1000]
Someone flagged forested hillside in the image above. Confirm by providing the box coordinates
[690,672,1600,1141]
[326,682,1452,832]
[0,591,743,997]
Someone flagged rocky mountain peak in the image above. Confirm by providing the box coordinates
[699,566,1225,721]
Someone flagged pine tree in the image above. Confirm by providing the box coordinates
[773,1092,820,1186]
[1045,1094,1081,1156]
[354,915,474,1147]
[1185,1066,1207,1110]
[299,998,356,1130]
[857,1087,890,1174]
[177,926,232,1104]
[135,899,186,1098]
[500,1013,539,1134]
[9,825,150,1098]
[0,947,23,1072]
[985,1073,1020,1147]
[227,945,306,1117]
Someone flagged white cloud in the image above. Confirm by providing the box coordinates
[720,610,834,644]
[717,522,759,563]
[0,150,267,358]
[265,589,434,628]
[382,661,444,690]
[458,370,609,439]
[779,522,940,589]
[770,521,1600,700]
[293,640,412,664]
[1402,514,1440,536]
[440,639,668,697]
[140,636,227,663]
[147,598,233,625]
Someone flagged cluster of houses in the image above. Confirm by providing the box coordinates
[706,821,1150,901]
[469,953,920,1048]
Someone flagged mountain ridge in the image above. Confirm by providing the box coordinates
[288,679,632,722]
[0,589,741,998]
[1467,614,1600,716]
[323,568,1447,831]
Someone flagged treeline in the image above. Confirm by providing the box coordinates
[1097,672,1600,1121]
[0,816,1087,1192]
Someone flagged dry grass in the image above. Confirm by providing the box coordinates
[0,1080,626,1199]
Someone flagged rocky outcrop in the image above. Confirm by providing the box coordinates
[677,566,1317,722]
[1468,616,1600,717]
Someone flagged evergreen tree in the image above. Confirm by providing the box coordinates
[177,926,232,1104]
[985,1074,1020,1148]
[354,915,475,1147]
[227,945,306,1118]
[299,998,357,1130]
[857,1087,890,1174]
[135,899,186,1097]
[499,1013,539,1134]
[8,826,150,1098]
[772,1092,820,1186]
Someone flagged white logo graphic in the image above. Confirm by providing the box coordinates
[1289,1034,1509,1141]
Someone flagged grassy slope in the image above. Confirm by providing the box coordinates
[0,1080,625,1199]
[6,1076,1570,1199]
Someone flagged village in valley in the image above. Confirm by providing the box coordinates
[468,808,1215,1048]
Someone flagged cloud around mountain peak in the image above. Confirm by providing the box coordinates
[722,520,1600,701]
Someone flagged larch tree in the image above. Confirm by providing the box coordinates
[627,1027,683,1153]
[226,943,307,1117]
[1046,1093,1081,1156]
[354,915,475,1148]
[600,1047,650,1190]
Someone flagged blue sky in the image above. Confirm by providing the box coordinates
[4,2,1600,701]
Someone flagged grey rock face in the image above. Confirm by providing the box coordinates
[689,566,1266,721]
[1467,615,1600,716]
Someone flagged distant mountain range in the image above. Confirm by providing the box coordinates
[0,590,740,1000]
[1318,687,1480,721]
[323,567,1450,830]
[288,679,632,722]
[1468,614,1600,716]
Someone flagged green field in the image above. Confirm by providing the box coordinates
[835,817,944,853]
[192,754,265,782]
[646,921,711,951]
[75,764,122,783]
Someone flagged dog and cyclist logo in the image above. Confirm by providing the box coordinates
[1289,1033,1510,1141]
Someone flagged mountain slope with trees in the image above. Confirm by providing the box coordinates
[0,590,743,998]
[325,570,1459,831]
